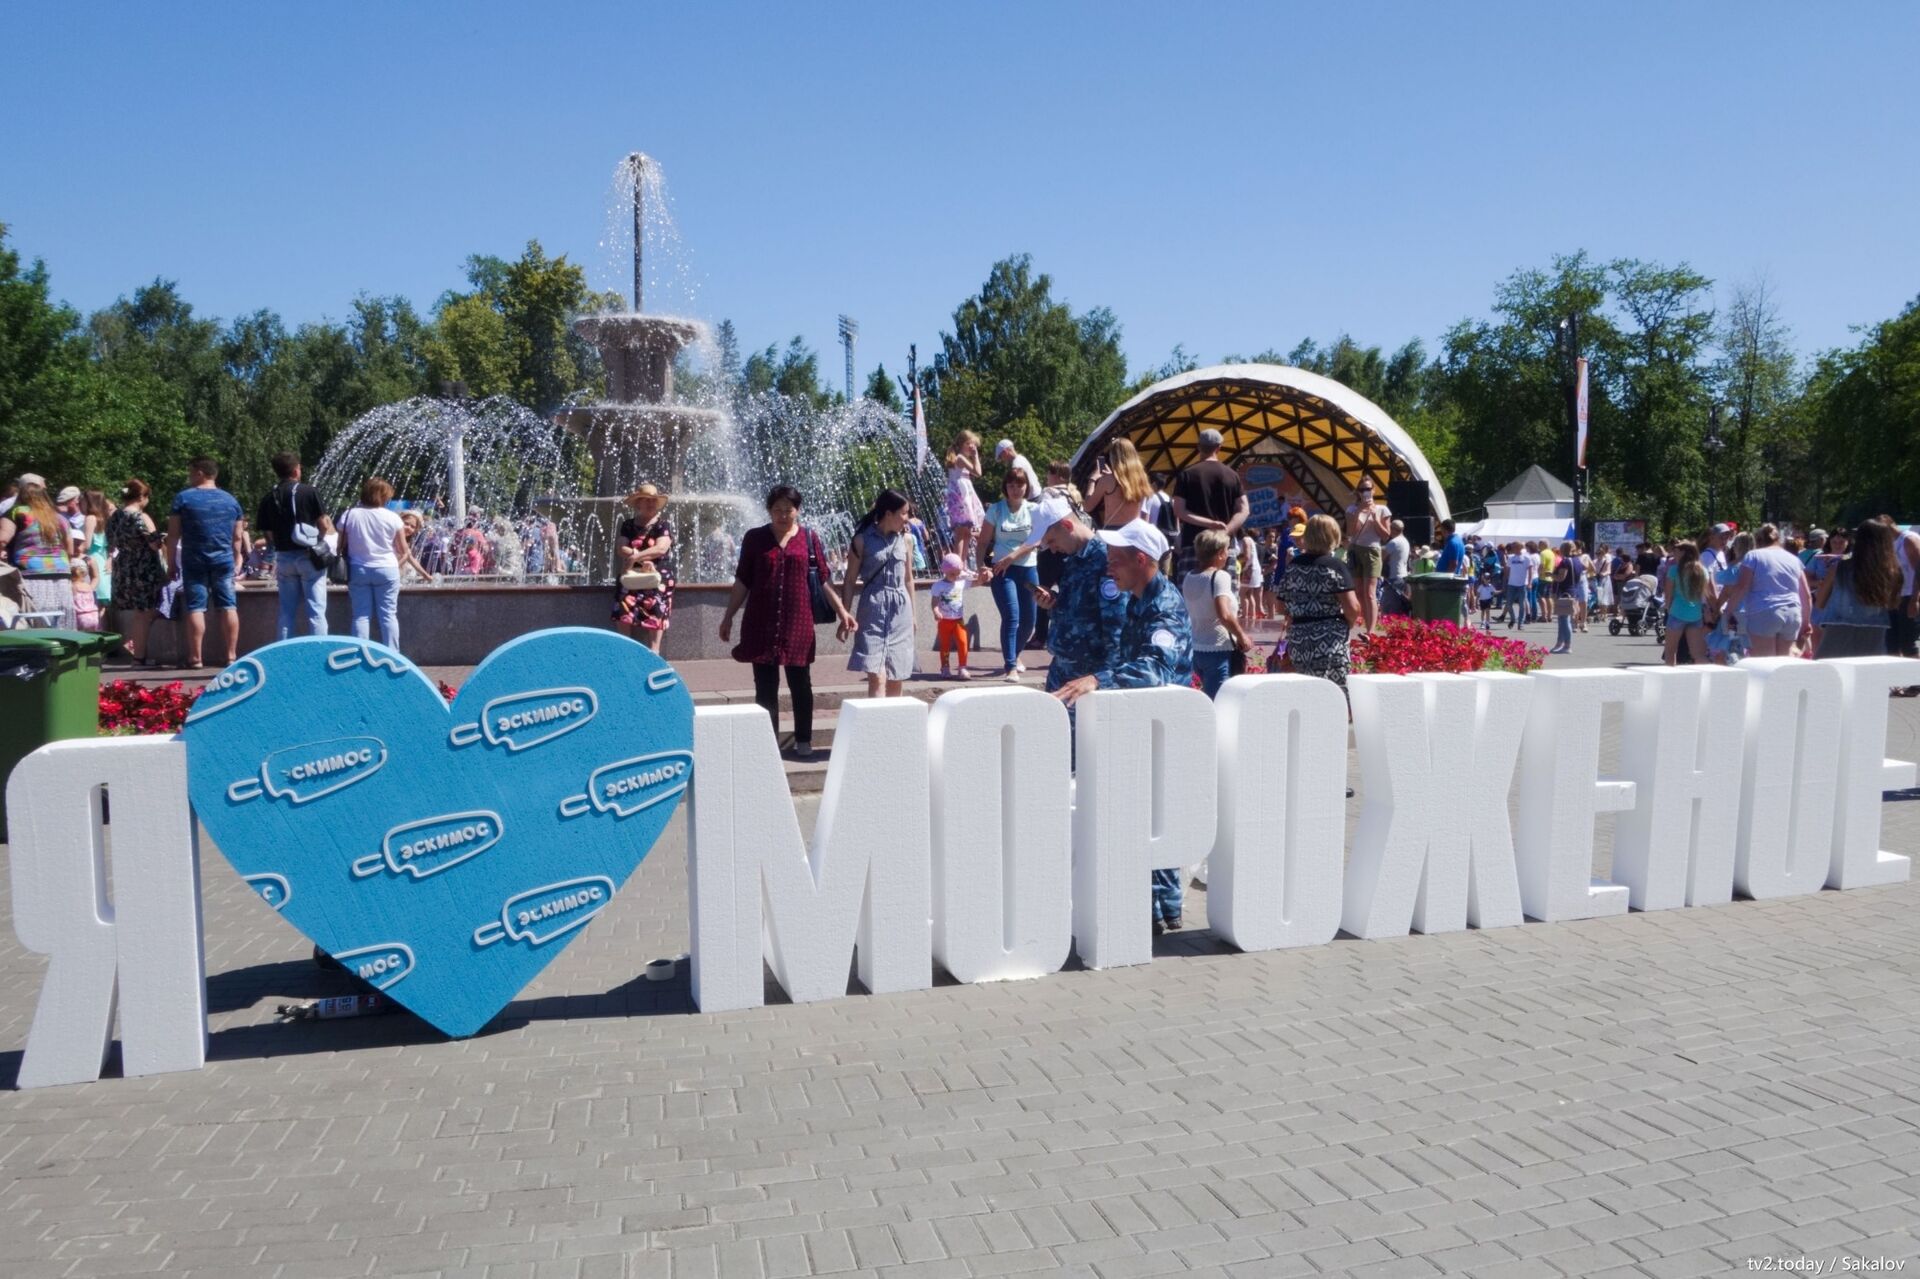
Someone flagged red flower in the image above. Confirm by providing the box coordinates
[98,679,202,735]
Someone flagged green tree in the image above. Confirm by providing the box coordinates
[927,254,1129,473]
[741,337,832,409]
[864,363,902,412]
[427,242,605,413]
[1802,294,1920,523]
[1714,277,1799,523]
[1432,253,1616,518]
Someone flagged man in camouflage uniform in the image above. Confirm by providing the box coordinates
[1032,500,1126,693]
[1051,518,1195,931]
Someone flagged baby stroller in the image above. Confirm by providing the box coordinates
[1610,574,1666,640]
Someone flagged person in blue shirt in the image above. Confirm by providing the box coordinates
[164,456,247,668]
[1052,518,1195,932]
[1434,519,1467,575]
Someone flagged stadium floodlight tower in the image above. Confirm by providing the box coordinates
[838,314,858,402]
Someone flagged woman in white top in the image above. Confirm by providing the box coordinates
[336,476,429,652]
[1181,529,1255,698]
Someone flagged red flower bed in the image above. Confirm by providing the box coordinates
[99,680,202,735]
[1351,617,1546,676]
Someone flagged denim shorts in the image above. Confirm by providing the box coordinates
[180,562,237,612]
[1744,602,1802,640]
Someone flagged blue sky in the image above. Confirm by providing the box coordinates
[4,2,1916,385]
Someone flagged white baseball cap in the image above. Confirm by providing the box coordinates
[56,485,81,503]
[1018,494,1076,551]
[994,438,1015,456]
[15,472,46,490]
[1097,518,1169,563]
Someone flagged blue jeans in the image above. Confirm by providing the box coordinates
[275,551,328,640]
[1555,612,1573,650]
[1152,869,1184,923]
[991,563,1038,669]
[1193,649,1232,699]
[349,562,401,650]
[180,559,236,613]
[1505,584,1527,627]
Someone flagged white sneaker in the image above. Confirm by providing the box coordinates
[1003,666,1021,681]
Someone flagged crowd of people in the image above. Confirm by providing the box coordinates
[0,455,476,665]
[1458,520,1920,679]
[8,440,1916,720]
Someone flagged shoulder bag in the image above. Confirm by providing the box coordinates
[326,511,352,585]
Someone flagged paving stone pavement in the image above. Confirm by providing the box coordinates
[4,629,1919,1279]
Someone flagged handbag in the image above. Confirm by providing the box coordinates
[325,510,351,585]
[804,528,838,625]
[620,568,663,593]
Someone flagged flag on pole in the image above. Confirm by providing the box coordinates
[1575,356,1589,469]
[912,378,928,471]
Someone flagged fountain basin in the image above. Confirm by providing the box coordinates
[137,581,1004,666]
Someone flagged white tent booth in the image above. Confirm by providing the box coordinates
[1458,464,1576,543]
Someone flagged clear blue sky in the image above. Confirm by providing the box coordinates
[5,2,1916,385]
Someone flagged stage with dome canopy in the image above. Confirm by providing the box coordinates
[1071,363,1450,531]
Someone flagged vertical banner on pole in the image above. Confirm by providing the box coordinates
[1575,356,1589,469]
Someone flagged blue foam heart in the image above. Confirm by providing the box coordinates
[180,629,694,1038]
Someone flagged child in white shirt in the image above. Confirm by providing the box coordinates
[931,553,972,679]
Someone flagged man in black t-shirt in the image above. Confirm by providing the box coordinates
[255,450,335,640]
[1634,542,1661,578]
[1171,429,1247,578]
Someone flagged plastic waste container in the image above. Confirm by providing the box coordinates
[0,629,120,837]
[1408,574,1469,626]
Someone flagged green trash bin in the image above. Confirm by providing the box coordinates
[0,629,121,838]
[1408,574,1469,626]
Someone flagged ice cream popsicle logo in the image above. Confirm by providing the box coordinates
[447,687,599,753]
[471,876,615,948]
[351,810,503,881]
[183,656,266,724]
[330,941,415,990]
[227,736,387,805]
[557,750,693,820]
[244,872,291,910]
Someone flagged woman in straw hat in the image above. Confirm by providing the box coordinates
[614,483,675,651]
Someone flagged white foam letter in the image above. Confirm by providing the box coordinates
[688,699,930,1011]
[6,736,205,1088]
[1072,687,1217,969]
[1829,656,1920,889]
[1347,672,1530,937]
[929,687,1071,983]
[1210,674,1346,951]
[1613,666,1747,909]
[1737,658,1841,900]
[1515,669,1642,921]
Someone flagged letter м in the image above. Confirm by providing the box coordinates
[688,700,931,1012]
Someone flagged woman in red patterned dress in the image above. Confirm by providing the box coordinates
[718,485,853,761]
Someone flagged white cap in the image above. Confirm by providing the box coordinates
[1097,518,1169,563]
[994,438,1015,456]
[15,472,46,490]
[55,485,81,503]
[1018,494,1075,551]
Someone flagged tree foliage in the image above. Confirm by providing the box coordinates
[3,217,1913,539]
[926,255,1129,473]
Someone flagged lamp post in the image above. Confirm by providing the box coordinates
[1703,404,1724,526]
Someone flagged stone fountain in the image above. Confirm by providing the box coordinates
[545,154,755,584]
